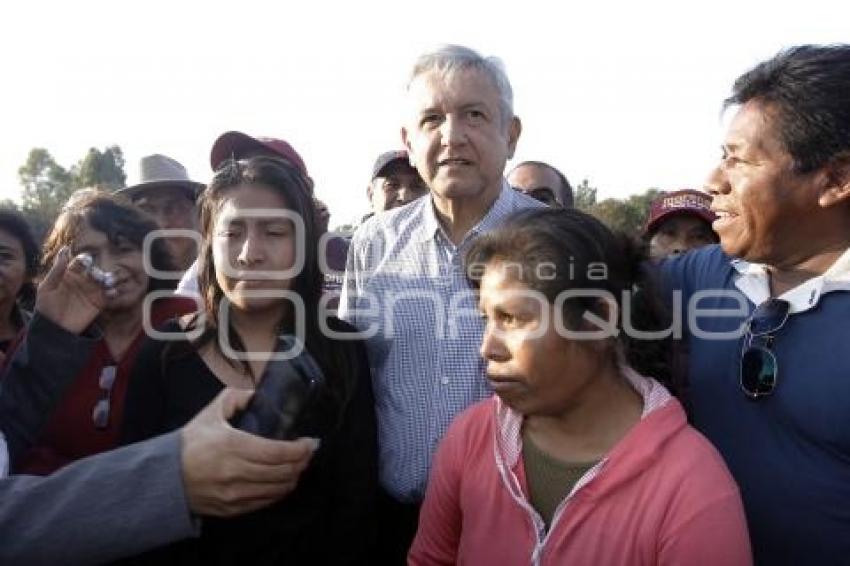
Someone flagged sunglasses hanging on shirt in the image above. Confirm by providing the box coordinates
[739,298,790,399]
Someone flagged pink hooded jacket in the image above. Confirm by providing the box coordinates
[409,369,751,566]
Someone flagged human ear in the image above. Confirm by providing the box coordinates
[817,156,850,208]
[506,116,522,159]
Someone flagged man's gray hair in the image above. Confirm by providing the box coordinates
[407,45,514,125]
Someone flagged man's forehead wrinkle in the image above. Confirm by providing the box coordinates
[410,70,497,113]
[728,102,784,156]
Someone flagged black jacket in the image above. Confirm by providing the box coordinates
[120,317,379,566]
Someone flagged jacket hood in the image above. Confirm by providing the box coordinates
[493,365,686,505]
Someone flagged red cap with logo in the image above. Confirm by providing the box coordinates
[645,189,717,235]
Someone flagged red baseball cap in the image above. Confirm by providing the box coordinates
[645,189,717,235]
[210,131,308,176]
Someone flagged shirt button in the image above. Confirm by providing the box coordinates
[441,376,449,385]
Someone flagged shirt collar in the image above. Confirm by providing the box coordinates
[415,179,518,245]
[731,246,850,313]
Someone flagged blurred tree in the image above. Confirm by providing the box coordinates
[574,179,598,211]
[586,187,663,237]
[18,148,74,235]
[73,145,126,191]
[17,145,127,243]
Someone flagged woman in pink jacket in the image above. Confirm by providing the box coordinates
[410,208,751,566]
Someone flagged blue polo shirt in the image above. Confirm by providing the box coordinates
[662,245,850,565]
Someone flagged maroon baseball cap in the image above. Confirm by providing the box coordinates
[645,189,717,235]
[371,150,413,180]
[210,131,308,176]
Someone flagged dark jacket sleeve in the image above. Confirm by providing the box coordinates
[0,430,198,565]
[325,330,379,565]
[0,313,99,464]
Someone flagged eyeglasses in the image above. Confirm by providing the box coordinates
[515,186,559,207]
[739,299,790,399]
[92,365,117,429]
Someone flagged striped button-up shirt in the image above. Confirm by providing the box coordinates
[339,182,542,501]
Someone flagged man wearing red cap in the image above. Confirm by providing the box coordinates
[644,189,718,260]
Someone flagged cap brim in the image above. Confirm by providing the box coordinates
[373,157,415,180]
[646,209,717,235]
[116,180,205,201]
[210,131,269,171]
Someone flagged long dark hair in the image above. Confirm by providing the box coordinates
[465,207,675,393]
[185,155,355,423]
[0,207,40,309]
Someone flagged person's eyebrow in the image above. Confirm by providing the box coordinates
[219,217,246,227]
[459,102,489,113]
[722,141,741,153]
[418,105,442,116]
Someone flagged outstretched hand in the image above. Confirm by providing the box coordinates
[180,388,319,517]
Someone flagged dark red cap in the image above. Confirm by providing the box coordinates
[210,131,308,176]
[645,189,717,235]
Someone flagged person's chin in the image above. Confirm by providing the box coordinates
[434,180,487,200]
[488,375,529,405]
[718,235,749,260]
[495,393,530,415]
[228,294,280,311]
[104,293,142,312]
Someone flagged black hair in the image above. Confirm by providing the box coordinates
[465,207,675,393]
[187,155,355,427]
[726,44,850,173]
[0,207,40,308]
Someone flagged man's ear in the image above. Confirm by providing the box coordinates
[366,183,374,200]
[506,116,522,160]
[818,156,850,208]
[401,127,412,158]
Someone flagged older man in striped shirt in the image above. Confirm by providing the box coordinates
[339,44,542,563]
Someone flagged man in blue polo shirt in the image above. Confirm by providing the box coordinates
[663,44,850,565]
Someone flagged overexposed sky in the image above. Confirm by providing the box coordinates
[1,0,847,227]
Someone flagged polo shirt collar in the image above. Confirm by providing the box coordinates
[731,246,850,313]
[416,179,517,245]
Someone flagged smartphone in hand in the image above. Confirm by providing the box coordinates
[231,336,325,440]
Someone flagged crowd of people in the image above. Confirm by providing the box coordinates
[0,41,849,565]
